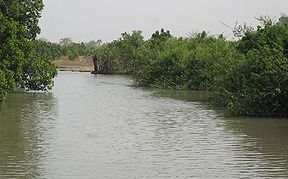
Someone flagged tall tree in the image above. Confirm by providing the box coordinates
[0,0,57,101]
[59,37,73,46]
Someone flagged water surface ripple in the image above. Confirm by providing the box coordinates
[0,72,288,178]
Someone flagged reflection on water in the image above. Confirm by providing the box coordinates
[0,71,287,178]
[154,90,288,178]
[0,92,56,178]
[152,89,212,103]
[224,117,288,177]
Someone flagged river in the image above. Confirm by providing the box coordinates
[0,71,288,178]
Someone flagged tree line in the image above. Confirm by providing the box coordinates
[1,1,287,117]
[34,38,101,61]
[93,15,288,117]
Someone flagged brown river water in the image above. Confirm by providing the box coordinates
[0,71,288,178]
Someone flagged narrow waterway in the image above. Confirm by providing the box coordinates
[0,72,288,178]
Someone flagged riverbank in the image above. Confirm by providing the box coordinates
[52,56,94,72]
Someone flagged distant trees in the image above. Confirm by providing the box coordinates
[34,38,100,61]
[278,13,288,25]
[59,37,73,46]
[34,40,63,60]
[96,39,102,45]
[86,40,102,47]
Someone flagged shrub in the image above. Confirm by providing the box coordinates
[218,48,288,116]
[217,21,288,116]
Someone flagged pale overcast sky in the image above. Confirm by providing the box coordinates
[39,0,288,43]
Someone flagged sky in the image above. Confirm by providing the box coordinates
[39,0,288,43]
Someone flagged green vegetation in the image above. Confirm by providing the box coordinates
[0,0,57,101]
[94,30,144,74]
[218,16,288,116]
[93,15,288,117]
[34,38,100,61]
[1,1,287,118]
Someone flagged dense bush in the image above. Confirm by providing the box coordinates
[0,70,7,101]
[93,15,288,117]
[217,20,288,116]
[218,48,288,116]
[134,37,190,88]
[185,34,244,90]
[0,0,57,101]
[133,31,243,90]
[94,30,144,74]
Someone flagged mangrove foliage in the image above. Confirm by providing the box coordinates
[0,0,57,101]
[93,16,288,117]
